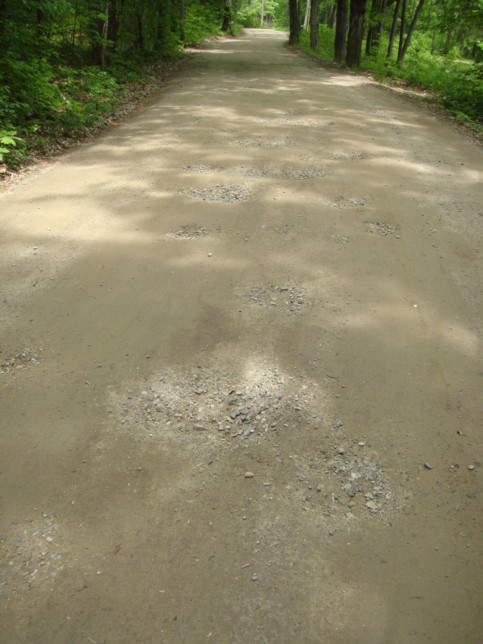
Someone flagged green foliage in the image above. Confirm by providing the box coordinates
[297,25,335,61]
[0,130,23,167]
[184,3,222,45]
[361,32,482,123]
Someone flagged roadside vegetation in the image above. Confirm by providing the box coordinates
[0,0,244,172]
[1,0,481,172]
[289,1,483,128]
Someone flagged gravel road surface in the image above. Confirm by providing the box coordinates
[1,29,482,644]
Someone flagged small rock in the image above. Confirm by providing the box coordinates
[366,501,377,511]
[251,574,258,581]
[424,462,433,470]
[468,464,475,471]
[244,471,255,479]
[193,424,206,431]
[337,447,345,455]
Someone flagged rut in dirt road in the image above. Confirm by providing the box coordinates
[1,29,482,644]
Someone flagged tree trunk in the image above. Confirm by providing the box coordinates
[397,0,406,63]
[334,0,348,62]
[365,0,382,55]
[327,4,337,28]
[90,0,109,68]
[372,0,388,51]
[387,0,400,58]
[303,0,311,31]
[310,0,321,49]
[261,0,265,26]
[0,0,7,52]
[107,0,123,49]
[288,0,300,45]
[346,0,366,67]
[397,0,425,64]
[221,0,232,32]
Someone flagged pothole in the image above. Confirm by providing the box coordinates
[168,224,209,239]
[182,164,220,174]
[107,362,404,524]
[180,185,251,203]
[1,514,66,591]
[182,164,329,182]
[0,347,43,375]
[331,234,350,244]
[334,196,369,208]
[109,362,321,449]
[230,137,294,148]
[329,152,365,161]
[236,282,309,314]
[365,221,400,236]
[296,441,397,519]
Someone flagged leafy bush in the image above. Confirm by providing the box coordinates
[184,4,222,45]
[0,130,25,168]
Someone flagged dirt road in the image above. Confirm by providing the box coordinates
[1,29,482,643]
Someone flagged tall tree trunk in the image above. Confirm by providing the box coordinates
[260,0,265,26]
[288,0,300,45]
[346,0,366,67]
[0,0,7,53]
[90,0,109,68]
[397,0,425,63]
[365,0,381,55]
[397,0,406,63]
[334,0,348,62]
[387,0,400,58]
[221,0,232,32]
[107,0,122,49]
[310,0,321,49]
[327,4,337,28]
[372,0,388,51]
[303,0,311,31]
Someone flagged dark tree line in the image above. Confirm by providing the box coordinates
[289,0,481,67]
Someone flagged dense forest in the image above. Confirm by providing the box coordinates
[0,0,481,170]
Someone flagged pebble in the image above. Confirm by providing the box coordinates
[251,574,258,581]
[193,424,206,431]
[337,447,345,455]
[366,501,377,511]
[244,472,255,478]
[424,462,433,470]
[468,464,475,471]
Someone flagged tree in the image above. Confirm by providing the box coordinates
[398,0,426,63]
[387,0,401,58]
[289,0,300,44]
[310,0,321,49]
[334,0,348,62]
[346,0,366,67]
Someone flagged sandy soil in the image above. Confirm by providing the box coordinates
[0,29,482,644]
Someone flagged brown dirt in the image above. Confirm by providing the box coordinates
[1,29,482,644]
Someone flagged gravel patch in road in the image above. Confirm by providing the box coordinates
[107,361,401,523]
[167,224,209,239]
[180,184,252,203]
[329,152,365,161]
[237,283,309,314]
[1,514,66,592]
[320,196,370,209]
[0,347,42,374]
[182,164,330,181]
[109,361,319,449]
[365,221,400,236]
[230,136,295,148]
